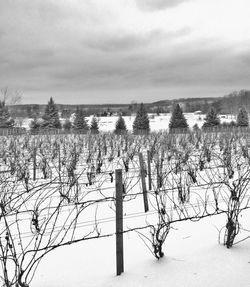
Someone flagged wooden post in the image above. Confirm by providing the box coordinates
[116,169,124,276]
[14,139,17,162]
[74,143,77,163]
[58,143,61,174]
[147,150,152,191]
[139,153,149,212]
[33,145,36,181]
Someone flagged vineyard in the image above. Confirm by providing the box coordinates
[1,130,250,286]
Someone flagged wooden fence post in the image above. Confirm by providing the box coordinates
[33,145,37,181]
[58,143,61,175]
[147,150,152,191]
[116,169,124,276]
[74,143,77,163]
[14,139,17,162]
[139,153,149,212]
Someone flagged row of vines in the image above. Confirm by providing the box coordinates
[1,130,250,286]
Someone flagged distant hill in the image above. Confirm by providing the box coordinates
[151,97,219,106]
[7,90,250,117]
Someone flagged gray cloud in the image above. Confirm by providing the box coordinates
[84,28,191,53]
[39,40,249,91]
[1,28,249,104]
[135,0,190,11]
[0,0,249,104]
[1,35,250,104]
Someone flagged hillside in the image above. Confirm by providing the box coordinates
[6,90,250,118]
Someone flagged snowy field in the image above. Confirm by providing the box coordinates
[0,128,249,287]
[32,210,250,287]
[22,113,236,132]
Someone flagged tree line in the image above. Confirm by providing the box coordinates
[28,98,151,135]
[0,96,249,134]
[169,103,249,131]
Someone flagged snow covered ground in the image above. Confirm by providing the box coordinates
[6,115,248,287]
[22,113,236,132]
[32,209,250,287]
[84,113,236,132]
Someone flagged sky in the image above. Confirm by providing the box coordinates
[1,0,250,104]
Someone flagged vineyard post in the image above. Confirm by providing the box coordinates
[139,152,149,212]
[33,144,37,181]
[74,142,77,163]
[58,143,61,175]
[147,150,152,191]
[115,169,124,275]
[14,138,17,163]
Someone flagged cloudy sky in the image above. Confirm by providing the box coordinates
[1,0,250,104]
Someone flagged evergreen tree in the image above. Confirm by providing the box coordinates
[90,116,99,134]
[63,119,72,130]
[236,108,249,127]
[132,103,150,134]
[169,104,188,130]
[0,101,15,128]
[42,97,61,129]
[30,117,42,131]
[114,115,127,135]
[203,107,220,128]
[73,108,88,131]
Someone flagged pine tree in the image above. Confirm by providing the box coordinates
[0,101,15,128]
[236,108,249,127]
[30,117,42,131]
[132,103,150,134]
[42,97,61,129]
[90,116,99,134]
[169,104,188,130]
[114,115,127,135]
[203,107,220,128]
[73,108,88,132]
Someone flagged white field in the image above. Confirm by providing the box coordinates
[1,127,249,287]
[8,156,249,287]
[22,113,236,131]
[32,209,250,287]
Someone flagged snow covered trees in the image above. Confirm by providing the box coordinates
[203,107,220,129]
[0,100,15,128]
[90,116,99,134]
[30,117,43,131]
[169,104,188,131]
[114,115,127,135]
[29,97,61,132]
[133,103,150,134]
[236,108,249,127]
[73,108,89,132]
[42,97,61,129]
[0,101,15,128]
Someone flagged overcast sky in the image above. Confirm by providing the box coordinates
[1,0,250,104]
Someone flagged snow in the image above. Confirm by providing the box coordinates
[3,116,248,287]
[23,136,249,287]
[21,113,237,131]
[32,210,250,287]
[87,113,236,132]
